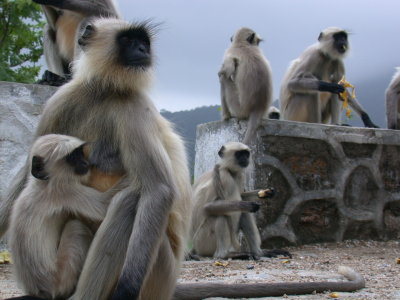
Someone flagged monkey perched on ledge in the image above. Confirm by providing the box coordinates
[280,27,378,128]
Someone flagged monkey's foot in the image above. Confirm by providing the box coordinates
[361,113,379,128]
[36,70,69,87]
[263,249,292,258]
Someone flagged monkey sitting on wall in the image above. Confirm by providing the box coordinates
[33,0,120,86]
[385,68,400,129]
[9,134,126,300]
[190,142,289,259]
[280,27,378,128]
[218,27,273,144]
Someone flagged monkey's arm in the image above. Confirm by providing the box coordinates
[386,86,399,129]
[204,200,260,216]
[218,56,238,81]
[288,74,345,94]
[110,129,178,299]
[33,0,117,17]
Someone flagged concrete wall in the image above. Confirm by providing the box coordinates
[1,81,399,248]
[195,119,400,247]
[0,81,56,198]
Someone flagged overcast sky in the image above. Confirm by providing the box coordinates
[113,0,400,113]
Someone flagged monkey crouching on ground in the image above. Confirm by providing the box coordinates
[9,134,126,299]
[33,0,120,86]
[218,27,273,144]
[386,68,400,129]
[190,142,289,260]
[280,27,378,128]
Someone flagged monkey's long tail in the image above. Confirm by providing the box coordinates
[173,266,365,300]
[242,110,264,145]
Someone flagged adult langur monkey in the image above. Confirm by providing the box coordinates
[280,27,378,128]
[33,0,119,86]
[190,142,290,259]
[386,68,400,129]
[1,21,364,300]
[1,18,192,300]
[218,27,273,144]
[10,134,126,299]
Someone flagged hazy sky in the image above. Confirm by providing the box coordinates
[114,0,400,115]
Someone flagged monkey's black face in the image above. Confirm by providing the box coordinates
[235,150,250,168]
[65,145,90,176]
[117,27,152,68]
[333,31,348,54]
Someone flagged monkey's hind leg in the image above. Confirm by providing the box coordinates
[53,220,93,298]
[139,235,180,300]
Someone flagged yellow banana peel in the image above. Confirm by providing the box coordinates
[338,76,356,118]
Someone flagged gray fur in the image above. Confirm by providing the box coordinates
[280,27,377,128]
[218,27,273,144]
[386,68,400,129]
[9,134,124,299]
[39,0,120,79]
[190,142,263,259]
[0,18,191,300]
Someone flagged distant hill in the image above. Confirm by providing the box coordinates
[161,106,221,176]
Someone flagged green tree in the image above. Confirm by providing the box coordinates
[0,0,44,83]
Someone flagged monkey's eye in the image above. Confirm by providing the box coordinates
[82,24,94,39]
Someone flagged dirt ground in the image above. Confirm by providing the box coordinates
[1,240,399,300]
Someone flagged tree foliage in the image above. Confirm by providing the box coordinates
[0,0,44,83]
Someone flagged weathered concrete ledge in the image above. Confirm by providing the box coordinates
[195,119,400,247]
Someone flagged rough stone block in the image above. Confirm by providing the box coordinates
[195,118,400,246]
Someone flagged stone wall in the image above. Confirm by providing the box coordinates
[195,119,400,248]
[0,81,56,198]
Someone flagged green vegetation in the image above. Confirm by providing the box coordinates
[0,0,44,83]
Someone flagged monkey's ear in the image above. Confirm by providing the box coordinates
[78,23,95,47]
[318,32,323,41]
[31,156,49,180]
[218,146,225,158]
[247,33,255,44]
[65,144,90,175]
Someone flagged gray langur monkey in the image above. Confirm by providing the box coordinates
[0,18,192,300]
[174,142,365,299]
[9,134,126,299]
[190,142,266,259]
[190,142,290,260]
[218,27,273,144]
[385,68,400,129]
[280,27,378,128]
[33,0,119,86]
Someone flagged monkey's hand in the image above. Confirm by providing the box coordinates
[318,81,345,94]
[243,201,261,213]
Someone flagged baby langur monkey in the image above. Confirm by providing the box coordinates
[280,27,378,128]
[385,68,400,129]
[9,134,125,299]
[190,142,289,259]
[219,28,273,144]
